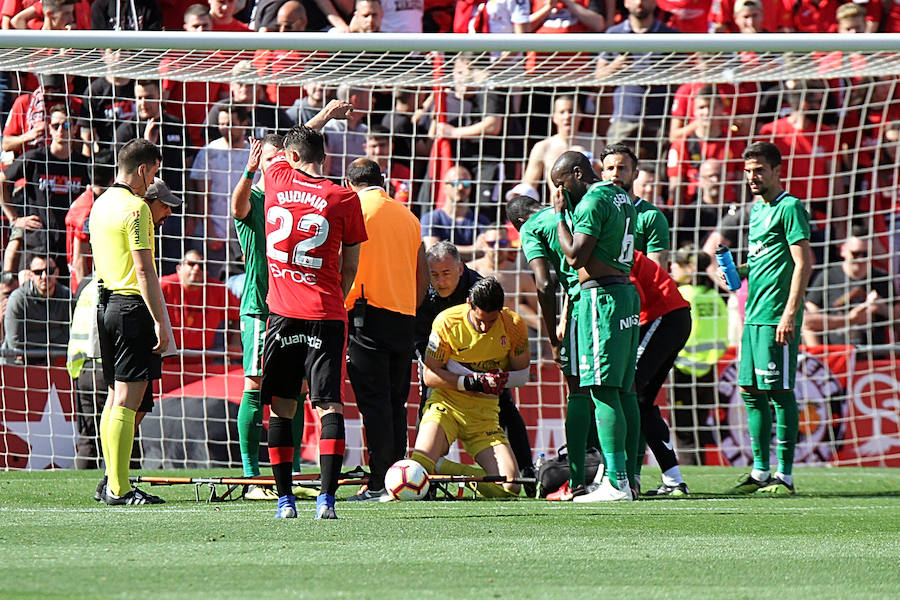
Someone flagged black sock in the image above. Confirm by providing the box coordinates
[267,416,294,498]
[319,413,345,496]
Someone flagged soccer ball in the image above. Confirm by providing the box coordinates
[384,459,430,501]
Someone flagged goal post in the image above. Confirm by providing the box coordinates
[0,31,898,471]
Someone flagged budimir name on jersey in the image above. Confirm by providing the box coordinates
[276,190,327,211]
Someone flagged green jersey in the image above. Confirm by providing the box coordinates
[234,185,269,317]
[520,207,580,296]
[571,181,636,274]
[744,191,810,326]
[633,197,670,254]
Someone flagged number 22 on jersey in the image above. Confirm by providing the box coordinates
[266,205,330,269]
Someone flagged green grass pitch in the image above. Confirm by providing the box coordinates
[1,467,898,599]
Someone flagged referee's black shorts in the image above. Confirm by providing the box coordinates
[97,294,161,413]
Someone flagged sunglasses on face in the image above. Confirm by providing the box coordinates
[849,251,867,259]
[31,267,55,276]
[48,121,70,130]
[485,239,509,248]
[183,260,204,268]
[447,180,471,188]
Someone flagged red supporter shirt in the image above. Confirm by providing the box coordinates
[758,116,839,201]
[160,273,239,351]
[657,0,712,33]
[784,0,841,33]
[214,18,250,31]
[666,129,746,201]
[630,251,689,325]
[31,0,91,29]
[65,187,94,290]
[3,92,84,158]
[670,81,759,121]
[252,49,306,107]
[867,0,900,32]
[159,57,227,146]
[264,154,368,321]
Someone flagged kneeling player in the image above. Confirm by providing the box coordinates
[411,277,531,498]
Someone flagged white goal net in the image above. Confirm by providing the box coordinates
[1,32,898,472]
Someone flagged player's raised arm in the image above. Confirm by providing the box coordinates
[231,137,261,221]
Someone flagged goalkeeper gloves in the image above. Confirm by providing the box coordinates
[459,371,509,395]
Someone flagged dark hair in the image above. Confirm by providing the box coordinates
[134,79,160,91]
[91,152,116,186]
[47,103,69,119]
[43,0,75,11]
[742,141,781,168]
[263,133,284,149]
[506,195,542,229]
[786,79,825,111]
[118,138,162,174]
[599,143,638,169]
[425,241,460,265]
[347,158,383,188]
[223,105,251,124]
[283,125,325,164]
[367,123,390,141]
[468,276,504,313]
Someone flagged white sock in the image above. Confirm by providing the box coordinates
[751,469,771,482]
[661,466,683,486]
[775,472,792,486]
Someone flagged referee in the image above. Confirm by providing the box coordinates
[91,138,172,506]
[344,158,427,501]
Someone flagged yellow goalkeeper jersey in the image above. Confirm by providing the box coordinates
[425,304,528,407]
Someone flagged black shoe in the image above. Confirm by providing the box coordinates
[644,482,690,497]
[105,486,165,505]
[520,465,537,498]
[93,475,108,502]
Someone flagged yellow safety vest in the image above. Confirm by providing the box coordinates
[66,279,101,379]
[675,284,729,377]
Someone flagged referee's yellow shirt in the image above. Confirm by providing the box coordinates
[89,185,155,295]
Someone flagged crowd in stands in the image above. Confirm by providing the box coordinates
[0,0,897,370]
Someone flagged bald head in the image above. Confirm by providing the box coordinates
[347,157,384,190]
[277,0,307,31]
[550,150,599,204]
[550,151,595,181]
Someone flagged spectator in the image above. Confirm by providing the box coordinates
[758,79,846,242]
[529,0,608,34]
[632,163,664,206]
[860,119,900,275]
[1,0,38,29]
[160,248,240,353]
[2,73,85,159]
[91,0,163,30]
[252,0,287,29]
[206,60,293,141]
[0,104,89,276]
[686,158,733,241]
[0,270,18,342]
[287,82,326,130]
[467,226,541,335]
[865,0,900,32]
[420,164,491,256]
[669,77,758,142]
[65,159,114,290]
[209,0,249,30]
[667,84,746,206]
[160,4,228,146]
[656,0,711,33]
[252,1,309,107]
[522,94,601,199]
[596,0,679,160]
[79,56,136,155]
[343,158,426,500]
[189,104,251,279]
[670,250,728,464]
[323,84,371,178]
[378,0,422,32]
[157,0,201,30]
[348,0,381,31]
[10,0,78,29]
[710,0,788,34]
[785,0,842,33]
[305,0,353,31]
[803,227,894,356]
[365,124,412,205]
[420,52,511,209]
[1,254,71,364]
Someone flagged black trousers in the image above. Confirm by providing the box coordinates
[347,307,415,490]
[635,307,692,471]
[74,360,106,470]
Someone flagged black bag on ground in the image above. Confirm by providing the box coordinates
[536,446,604,497]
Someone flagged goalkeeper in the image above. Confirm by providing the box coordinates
[411,277,531,498]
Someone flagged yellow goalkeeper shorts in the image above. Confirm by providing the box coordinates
[421,389,509,458]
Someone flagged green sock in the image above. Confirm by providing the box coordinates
[741,390,771,471]
[590,386,627,490]
[291,392,306,473]
[237,390,262,477]
[769,390,798,476]
[621,390,640,486]
[565,392,593,487]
